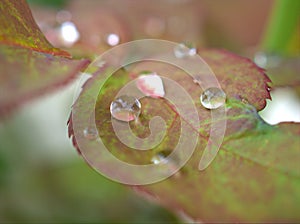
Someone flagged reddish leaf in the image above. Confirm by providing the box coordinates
[69,50,299,222]
[0,45,89,117]
[0,0,90,117]
[134,122,300,222]
[0,0,69,57]
[30,2,131,57]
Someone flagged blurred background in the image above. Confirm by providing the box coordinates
[0,0,299,222]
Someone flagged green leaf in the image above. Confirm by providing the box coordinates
[261,0,300,56]
[69,49,300,222]
[134,122,300,222]
[0,0,90,117]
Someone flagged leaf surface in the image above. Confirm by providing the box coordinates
[69,49,300,222]
[0,0,69,57]
[0,0,90,117]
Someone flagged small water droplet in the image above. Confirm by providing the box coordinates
[174,43,196,58]
[110,95,141,122]
[151,154,168,164]
[136,72,165,98]
[193,75,202,85]
[151,152,169,165]
[106,33,120,46]
[200,87,226,109]
[151,150,181,177]
[96,60,106,68]
[83,127,98,140]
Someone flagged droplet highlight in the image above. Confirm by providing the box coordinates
[60,21,80,47]
[136,72,165,98]
[83,127,98,140]
[200,87,226,109]
[174,43,197,58]
[151,152,169,165]
[110,95,141,122]
[106,33,120,46]
[151,150,181,177]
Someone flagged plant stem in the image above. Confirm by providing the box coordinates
[262,0,300,55]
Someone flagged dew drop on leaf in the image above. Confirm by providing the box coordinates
[110,95,141,122]
[151,150,181,177]
[174,43,197,58]
[200,87,226,109]
[151,152,169,165]
[83,127,98,140]
[136,72,165,98]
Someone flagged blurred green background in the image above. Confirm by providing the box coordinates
[0,86,181,223]
[1,0,299,223]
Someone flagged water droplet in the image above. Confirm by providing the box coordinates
[151,157,165,165]
[60,21,80,47]
[110,95,141,122]
[83,127,98,140]
[151,150,181,177]
[200,87,226,109]
[151,150,171,164]
[96,60,106,68]
[136,72,165,98]
[174,43,196,58]
[193,75,202,85]
[106,33,120,46]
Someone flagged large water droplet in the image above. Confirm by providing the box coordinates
[83,127,98,140]
[174,43,196,58]
[136,72,165,98]
[110,95,141,122]
[200,87,226,109]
